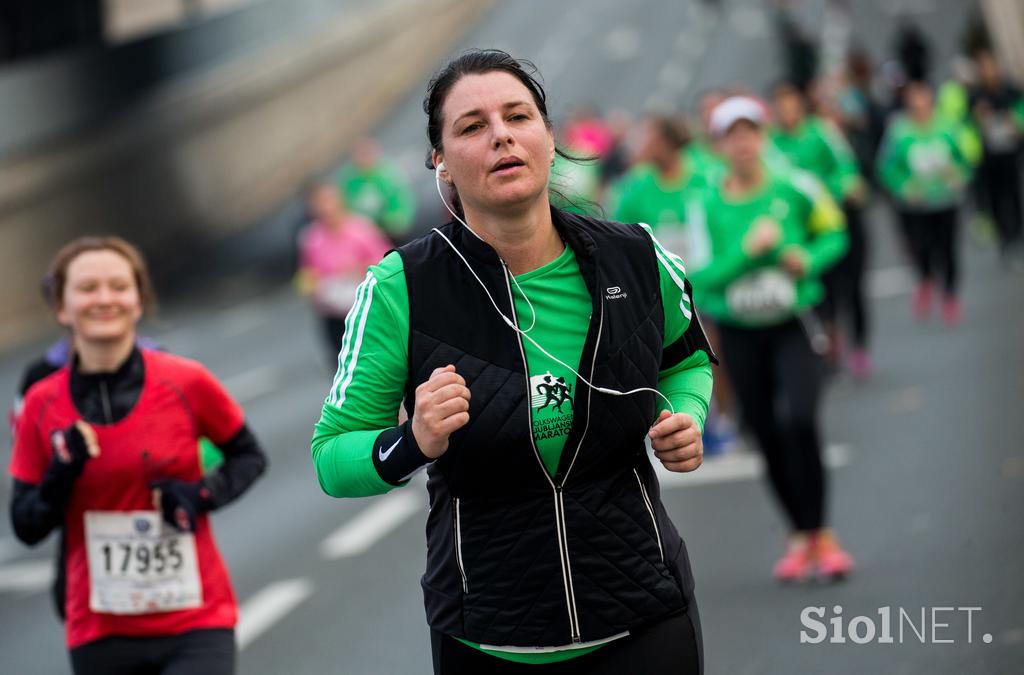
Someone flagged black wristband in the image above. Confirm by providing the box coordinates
[371,422,432,486]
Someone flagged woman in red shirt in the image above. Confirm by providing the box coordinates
[9,237,268,674]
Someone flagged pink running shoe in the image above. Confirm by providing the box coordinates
[773,535,814,583]
[848,348,872,381]
[912,282,933,320]
[941,296,962,326]
[814,531,854,581]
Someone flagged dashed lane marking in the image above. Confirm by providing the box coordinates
[0,559,54,593]
[236,578,314,650]
[320,486,425,559]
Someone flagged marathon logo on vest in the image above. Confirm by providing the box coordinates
[800,605,993,646]
[529,371,574,441]
[605,285,628,301]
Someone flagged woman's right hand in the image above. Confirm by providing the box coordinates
[40,420,100,503]
[411,365,471,459]
[743,217,781,257]
[51,420,100,472]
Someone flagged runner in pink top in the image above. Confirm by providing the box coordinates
[297,183,392,360]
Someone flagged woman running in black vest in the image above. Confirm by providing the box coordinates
[311,50,716,674]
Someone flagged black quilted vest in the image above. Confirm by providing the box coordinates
[399,208,697,647]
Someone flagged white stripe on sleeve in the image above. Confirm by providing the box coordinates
[639,223,693,320]
[327,272,378,407]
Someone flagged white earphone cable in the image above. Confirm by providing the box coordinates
[432,165,674,415]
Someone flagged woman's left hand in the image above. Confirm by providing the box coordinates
[649,410,703,473]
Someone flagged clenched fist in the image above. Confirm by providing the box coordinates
[411,365,472,459]
[649,410,703,473]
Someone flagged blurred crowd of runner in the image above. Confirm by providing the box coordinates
[291,22,1024,582]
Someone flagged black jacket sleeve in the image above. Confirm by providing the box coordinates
[9,479,63,546]
[201,423,268,510]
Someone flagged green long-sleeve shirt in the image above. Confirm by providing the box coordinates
[877,114,971,211]
[337,163,416,238]
[769,116,864,202]
[686,163,848,327]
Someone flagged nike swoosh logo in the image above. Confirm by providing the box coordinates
[378,438,401,462]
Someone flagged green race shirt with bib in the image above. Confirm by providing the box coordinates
[686,164,847,328]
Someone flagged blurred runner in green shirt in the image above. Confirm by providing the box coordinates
[337,138,417,244]
[609,114,739,452]
[685,89,729,188]
[688,96,854,583]
[771,80,872,378]
[550,152,602,216]
[878,81,971,324]
[611,115,705,255]
[968,49,1024,260]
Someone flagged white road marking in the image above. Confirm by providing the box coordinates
[236,578,314,650]
[0,559,54,593]
[604,26,641,62]
[867,265,915,298]
[320,487,425,559]
[222,365,282,404]
[655,444,852,489]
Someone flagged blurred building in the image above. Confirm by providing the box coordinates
[0,0,489,346]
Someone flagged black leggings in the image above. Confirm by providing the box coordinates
[820,202,870,348]
[977,151,1023,251]
[899,207,960,296]
[70,628,235,675]
[718,319,826,532]
[430,609,701,675]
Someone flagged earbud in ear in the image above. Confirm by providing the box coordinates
[436,160,453,186]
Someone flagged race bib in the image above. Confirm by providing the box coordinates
[985,115,1017,152]
[85,511,202,615]
[315,277,361,314]
[908,140,951,177]
[351,188,385,217]
[725,268,797,324]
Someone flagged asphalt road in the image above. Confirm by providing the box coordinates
[3,0,1022,673]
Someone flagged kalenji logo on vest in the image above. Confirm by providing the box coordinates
[605,286,627,300]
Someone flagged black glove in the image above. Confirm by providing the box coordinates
[151,479,212,533]
[39,423,93,505]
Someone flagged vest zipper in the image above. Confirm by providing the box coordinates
[453,497,469,594]
[562,295,603,482]
[502,268,581,643]
[99,379,113,424]
[633,468,666,564]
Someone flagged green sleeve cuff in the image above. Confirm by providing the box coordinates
[657,350,712,431]
[311,424,399,498]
